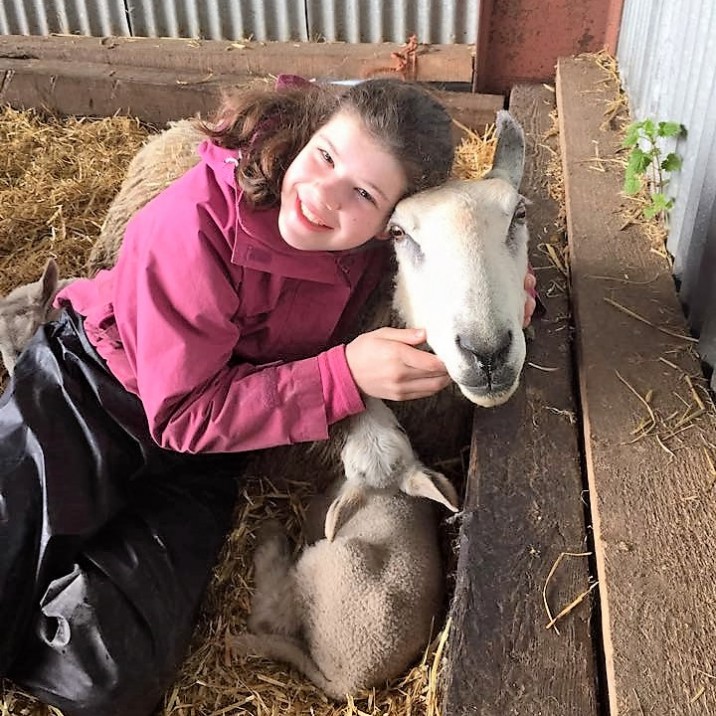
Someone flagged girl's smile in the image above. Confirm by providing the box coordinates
[296,194,332,230]
[278,111,407,252]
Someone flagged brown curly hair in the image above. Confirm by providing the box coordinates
[202,79,454,208]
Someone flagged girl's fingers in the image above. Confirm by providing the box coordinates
[523,295,537,327]
[400,345,448,375]
[395,374,452,400]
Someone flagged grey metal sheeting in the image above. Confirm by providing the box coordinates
[618,0,716,388]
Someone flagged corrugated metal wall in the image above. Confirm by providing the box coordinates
[0,1,477,44]
[617,0,716,389]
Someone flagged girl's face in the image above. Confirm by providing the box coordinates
[278,111,408,252]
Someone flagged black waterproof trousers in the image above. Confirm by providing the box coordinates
[0,309,242,715]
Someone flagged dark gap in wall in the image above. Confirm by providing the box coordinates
[302,1,310,42]
[564,259,612,716]
[122,0,134,36]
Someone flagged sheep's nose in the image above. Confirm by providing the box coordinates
[457,330,513,376]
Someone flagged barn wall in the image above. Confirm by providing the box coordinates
[618,0,716,387]
[0,0,477,44]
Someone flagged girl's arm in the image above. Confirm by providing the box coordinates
[111,199,363,455]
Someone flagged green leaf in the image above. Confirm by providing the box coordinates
[643,193,674,219]
[643,203,660,220]
[657,121,684,138]
[627,147,652,175]
[641,118,656,140]
[623,173,642,195]
[622,122,642,147]
[661,152,682,172]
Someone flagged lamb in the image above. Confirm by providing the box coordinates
[0,258,75,375]
[229,461,457,700]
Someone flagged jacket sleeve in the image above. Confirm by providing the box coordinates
[112,198,364,455]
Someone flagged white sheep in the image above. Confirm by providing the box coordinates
[327,111,529,538]
[0,258,75,375]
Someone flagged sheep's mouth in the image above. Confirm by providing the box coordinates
[456,377,520,407]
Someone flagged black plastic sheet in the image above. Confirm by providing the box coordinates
[0,309,241,715]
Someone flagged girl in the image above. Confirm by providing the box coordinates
[0,77,536,715]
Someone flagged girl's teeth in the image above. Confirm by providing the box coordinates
[301,201,326,227]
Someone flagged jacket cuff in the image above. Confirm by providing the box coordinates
[317,345,365,425]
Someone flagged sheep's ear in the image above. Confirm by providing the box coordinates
[401,466,460,512]
[39,258,59,309]
[484,110,525,191]
[324,484,365,542]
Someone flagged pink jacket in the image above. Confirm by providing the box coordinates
[56,140,389,454]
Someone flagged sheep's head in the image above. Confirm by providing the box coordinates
[0,259,60,375]
[389,112,529,407]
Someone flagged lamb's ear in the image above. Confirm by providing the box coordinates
[401,466,460,512]
[484,110,525,191]
[324,484,366,542]
[39,258,59,309]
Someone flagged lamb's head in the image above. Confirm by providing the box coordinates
[389,111,529,407]
[0,258,62,375]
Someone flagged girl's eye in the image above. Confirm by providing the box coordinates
[388,224,406,240]
[319,149,334,166]
[356,188,376,204]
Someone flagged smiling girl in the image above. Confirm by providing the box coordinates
[0,77,535,715]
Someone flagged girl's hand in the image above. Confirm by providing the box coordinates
[345,327,451,401]
[524,270,537,328]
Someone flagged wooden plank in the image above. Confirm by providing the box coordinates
[557,55,716,715]
[0,57,502,131]
[0,34,474,83]
[443,84,598,716]
[0,59,227,125]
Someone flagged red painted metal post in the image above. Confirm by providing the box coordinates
[473,0,625,94]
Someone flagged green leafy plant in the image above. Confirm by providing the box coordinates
[622,119,686,220]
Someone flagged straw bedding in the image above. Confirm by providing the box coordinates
[0,102,495,716]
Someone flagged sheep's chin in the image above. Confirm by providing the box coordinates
[458,379,519,408]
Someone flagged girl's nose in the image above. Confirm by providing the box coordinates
[316,178,343,211]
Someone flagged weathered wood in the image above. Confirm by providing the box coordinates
[557,55,716,715]
[0,59,228,125]
[0,34,474,83]
[444,84,598,716]
[0,56,502,131]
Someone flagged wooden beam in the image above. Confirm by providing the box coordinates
[443,84,598,716]
[557,55,716,715]
[0,59,227,125]
[0,34,474,84]
[0,57,502,131]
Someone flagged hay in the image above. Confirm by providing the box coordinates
[0,106,150,297]
[0,105,496,715]
[451,121,496,180]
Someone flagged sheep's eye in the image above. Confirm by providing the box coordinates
[513,202,527,224]
[388,224,406,240]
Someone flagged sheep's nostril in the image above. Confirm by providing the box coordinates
[456,330,513,375]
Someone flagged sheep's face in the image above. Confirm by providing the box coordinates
[0,260,60,376]
[390,178,529,407]
[0,291,46,375]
